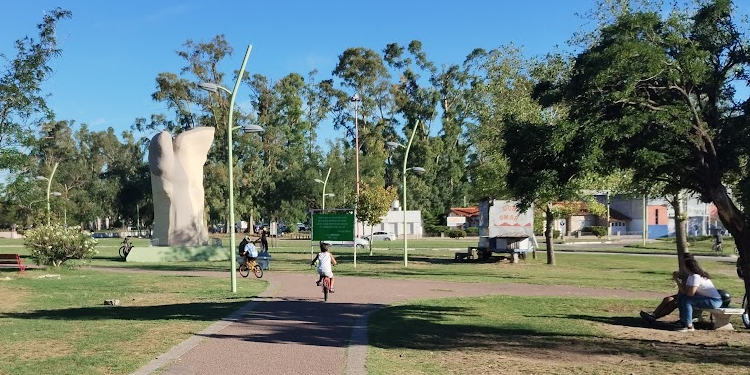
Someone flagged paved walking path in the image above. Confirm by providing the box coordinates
[129,271,662,375]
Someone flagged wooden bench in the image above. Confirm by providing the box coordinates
[0,254,27,272]
[696,308,745,330]
[455,248,475,262]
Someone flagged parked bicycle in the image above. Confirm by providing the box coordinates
[239,258,263,278]
[119,237,133,259]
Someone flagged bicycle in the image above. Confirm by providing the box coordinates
[119,237,133,259]
[320,275,332,301]
[238,258,263,278]
[712,241,723,254]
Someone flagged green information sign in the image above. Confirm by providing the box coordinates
[312,212,354,241]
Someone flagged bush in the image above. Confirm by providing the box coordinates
[465,227,479,236]
[425,225,449,235]
[590,226,607,238]
[24,224,98,267]
[553,230,561,239]
[447,229,466,239]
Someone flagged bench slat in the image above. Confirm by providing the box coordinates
[702,308,745,315]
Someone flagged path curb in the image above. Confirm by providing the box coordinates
[345,311,373,375]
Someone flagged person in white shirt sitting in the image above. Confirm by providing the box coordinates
[675,258,723,332]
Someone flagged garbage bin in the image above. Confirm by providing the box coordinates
[257,251,271,270]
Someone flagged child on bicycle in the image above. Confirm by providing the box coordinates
[310,242,337,292]
[241,236,259,265]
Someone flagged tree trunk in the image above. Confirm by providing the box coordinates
[545,203,556,265]
[369,225,374,256]
[707,184,750,299]
[668,194,689,274]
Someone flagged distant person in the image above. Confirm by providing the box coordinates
[254,229,269,253]
[311,242,337,292]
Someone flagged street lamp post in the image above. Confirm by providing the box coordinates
[351,94,361,239]
[386,120,424,267]
[35,161,59,226]
[198,44,264,293]
[314,167,332,210]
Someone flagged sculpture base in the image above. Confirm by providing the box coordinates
[126,245,230,262]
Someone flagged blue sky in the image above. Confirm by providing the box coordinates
[3,1,748,146]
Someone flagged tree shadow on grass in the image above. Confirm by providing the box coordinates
[1,301,251,322]
[369,304,750,367]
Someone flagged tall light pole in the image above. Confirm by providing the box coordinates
[386,120,425,267]
[314,167,332,210]
[642,194,648,247]
[35,161,59,226]
[198,44,265,293]
[351,94,361,238]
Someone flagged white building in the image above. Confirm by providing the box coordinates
[361,200,423,239]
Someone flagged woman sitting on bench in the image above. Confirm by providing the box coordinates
[640,254,695,324]
[674,258,723,331]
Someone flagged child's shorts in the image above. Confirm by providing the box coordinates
[318,269,333,278]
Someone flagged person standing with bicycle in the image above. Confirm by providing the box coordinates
[311,242,337,293]
[713,231,723,253]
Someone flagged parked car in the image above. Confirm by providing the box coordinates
[324,237,368,248]
[364,231,396,241]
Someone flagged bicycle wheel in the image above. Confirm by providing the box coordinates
[118,246,127,259]
[742,293,750,329]
[253,265,263,278]
[323,283,329,301]
[239,263,249,278]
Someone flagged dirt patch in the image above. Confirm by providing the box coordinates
[599,312,750,346]
[0,285,29,312]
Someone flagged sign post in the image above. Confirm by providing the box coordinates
[310,209,356,267]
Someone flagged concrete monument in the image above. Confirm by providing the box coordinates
[149,127,214,246]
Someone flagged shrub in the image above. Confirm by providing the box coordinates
[24,224,98,267]
[590,226,607,238]
[447,229,466,238]
[465,227,479,236]
[553,230,561,239]
[425,225,449,235]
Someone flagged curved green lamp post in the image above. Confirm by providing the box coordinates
[198,45,264,293]
[386,120,425,267]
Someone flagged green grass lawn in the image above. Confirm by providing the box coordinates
[2,237,743,296]
[0,267,265,375]
[368,295,750,374]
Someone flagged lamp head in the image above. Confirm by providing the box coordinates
[51,192,62,197]
[350,93,360,102]
[411,167,426,175]
[325,193,335,197]
[314,179,324,184]
[385,141,402,150]
[241,124,264,134]
[35,176,48,181]
[197,82,220,94]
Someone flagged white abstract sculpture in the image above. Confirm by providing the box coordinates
[149,127,215,246]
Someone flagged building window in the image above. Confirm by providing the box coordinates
[655,209,659,225]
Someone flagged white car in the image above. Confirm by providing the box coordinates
[364,231,396,241]
[323,238,368,248]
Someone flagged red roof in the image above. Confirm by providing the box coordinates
[450,206,479,217]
